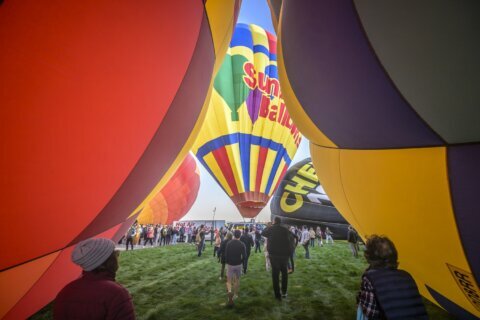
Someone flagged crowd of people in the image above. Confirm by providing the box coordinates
[120,222,217,250]
[53,219,428,319]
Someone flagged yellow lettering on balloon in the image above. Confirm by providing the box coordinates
[280,192,303,213]
[285,176,316,195]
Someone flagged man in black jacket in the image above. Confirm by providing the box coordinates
[218,232,233,280]
[261,217,294,301]
[239,227,254,274]
[225,230,246,306]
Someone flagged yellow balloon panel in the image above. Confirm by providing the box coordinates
[205,0,241,76]
[311,144,478,316]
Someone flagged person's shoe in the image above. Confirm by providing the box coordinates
[282,293,288,298]
[227,292,234,307]
[275,295,282,301]
[233,294,238,300]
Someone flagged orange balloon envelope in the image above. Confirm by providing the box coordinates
[0,1,240,318]
[137,154,200,225]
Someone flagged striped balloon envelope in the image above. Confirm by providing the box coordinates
[274,1,480,318]
[137,153,200,225]
[192,23,301,219]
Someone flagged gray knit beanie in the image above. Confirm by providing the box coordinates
[71,238,116,271]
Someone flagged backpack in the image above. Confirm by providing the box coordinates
[129,227,136,237]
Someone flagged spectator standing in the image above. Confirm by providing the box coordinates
[210,228,215,246]
[144,226,154,247]
[325,227,334,244]
[254,228,262,253]
[219,232,233,280]
[261,217,294,301]
[357,235,427,319]
[347,226,359,257]
[309,227,316,248]
[125,225,136,251]
[225,230,246,306]
[134,225,142,247]
[197,225,206,257]
[300,226,310,259]
[214,230,221,258]
[54,238,135,319]
[239,228,254,274]
[316,226,324,247]
[288,226,298,273]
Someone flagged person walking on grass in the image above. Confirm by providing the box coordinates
[325,227,334,244]
[357,235,427,319]
[262,217,294,301]
[316,226,324,247]
[218,232,233,280]
[213,230,221,258]
[54,238,135,319]
[125,225,136,251]
[239,227,254,274]
[347,225,359,257]
[196,225,206,257]
[309,227,316,248]
[225,230,246,307]
[254,227,262,253]
[300,225,310,259]
[288,226,298,273]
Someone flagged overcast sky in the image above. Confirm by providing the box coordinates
[182,0,311,223]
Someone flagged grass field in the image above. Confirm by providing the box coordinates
[32,241,455,319]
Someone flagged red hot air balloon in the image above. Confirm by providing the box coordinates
[0,1,240,318]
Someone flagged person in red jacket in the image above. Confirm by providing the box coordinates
[54,238,135,320]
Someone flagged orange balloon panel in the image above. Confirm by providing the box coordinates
[138,154,200,225]
[1,223,122,320]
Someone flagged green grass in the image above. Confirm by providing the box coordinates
[31,241,454,320]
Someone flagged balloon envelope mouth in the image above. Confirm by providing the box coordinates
[230,192,270,218]
[238,201,265,209]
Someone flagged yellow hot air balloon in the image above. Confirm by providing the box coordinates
[193,23,301,219]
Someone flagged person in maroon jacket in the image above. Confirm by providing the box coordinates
[54,238,135,320]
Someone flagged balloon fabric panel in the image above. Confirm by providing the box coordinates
[3,224,122,320]
[1,1,240,318]
[354,0,480,144]
[279,0,444,149]
[276,0,480,316]
[0,252,59,319]
[193,23,301,218]
[1,0,205,270]
[137,154,200,225]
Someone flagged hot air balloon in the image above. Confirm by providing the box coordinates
[270,158,348,237]
[0,1,240,318]
[275,1,480,318]
[192,23,301,219]
[137,153,200,225]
